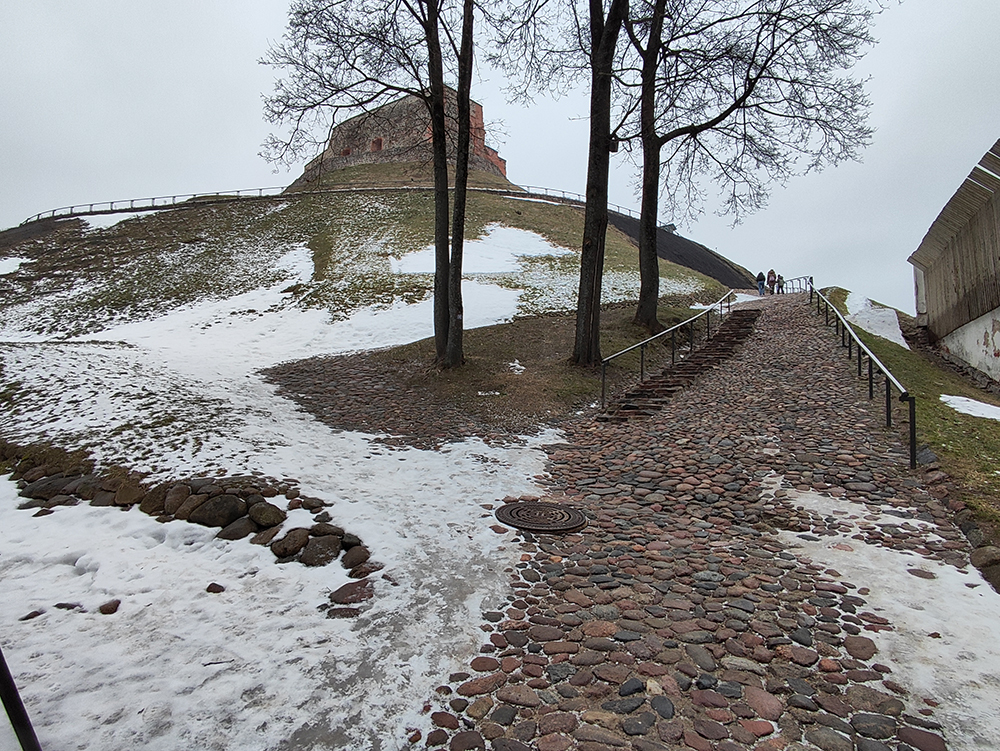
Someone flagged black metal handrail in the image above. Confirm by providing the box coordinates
[810,283,917,469]
[0,645,42,751]
[600,290,736,408]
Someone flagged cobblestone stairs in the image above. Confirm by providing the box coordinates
[598,307,761,422]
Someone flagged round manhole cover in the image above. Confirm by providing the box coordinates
[495,502,587,533]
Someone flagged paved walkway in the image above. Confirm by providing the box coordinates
[412,293,967,751]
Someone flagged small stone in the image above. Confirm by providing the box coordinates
[694,717,729,740]
[844,635,877,660]
[248,501,287,528]
[897,725,947,751]
[497,685,542,707]
[325,607,360,618]
[970,545,1000,569]
[622,711,656,736]
[805,726,853,751]
[426,729,448,746]
[189,494,247,527]
[457,673,506,697]
[851,713,896,739]
[491,740,531,751]
[743,686,782,721]
[174,493,209,520]
[470,656,500,672]
[619,677,645,696]
[163,484,191,514]
[298,536,341,568]
[341,545,371,569]
[601,695,645,714]
[465,697,493,720]
[271,528,310,558]
[650,695,674,719]
[537,712,578,735]
[99,599,121,615]
[217,516,259,540]
[206,583,225,593]
[490,705,517,725]
[432,712,460,729]
[329,579,374,605]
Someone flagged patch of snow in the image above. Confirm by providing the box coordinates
[0,257,29,275]
[390,224,573,274]
[83,211,155,230]
[0,227,578,750]
[772,476,1000,751]
[509,359,525,374]
[940,394,1000,422]
[846,291,909,349]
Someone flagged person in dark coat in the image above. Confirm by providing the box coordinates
[756,271,766,296]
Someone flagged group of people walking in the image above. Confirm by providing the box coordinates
[756,269,784,296]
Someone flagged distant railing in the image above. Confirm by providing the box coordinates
[516,185,642,221]
[19,182,652,228]
[600,290,736,408]
[20,186,289,225]
[810,283,917,469]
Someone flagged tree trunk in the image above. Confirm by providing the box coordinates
[633,0,665,333]
[443,0,475,368]
[425,0,451,362]
[573,0,628,366]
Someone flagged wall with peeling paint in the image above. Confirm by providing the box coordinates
[940,307,1000,382]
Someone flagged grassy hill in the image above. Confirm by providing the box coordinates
[0,167,726,341]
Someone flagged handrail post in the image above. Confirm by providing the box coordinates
[0,646,42,751]
[885,374,892,428]
[868,358,874,399]
[640,344,646,382]
[857,348,862,377]
[601,361,607,410]
[671,330,676,366]
[707,308,712,339]
[908,397,917,469]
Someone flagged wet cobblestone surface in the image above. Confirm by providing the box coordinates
[409,294,967,751]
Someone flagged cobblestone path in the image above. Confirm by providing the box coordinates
[414,293,969,751]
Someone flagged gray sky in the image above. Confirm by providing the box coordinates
[2,0,998,314]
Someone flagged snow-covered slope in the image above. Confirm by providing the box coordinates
[0,199,715,750]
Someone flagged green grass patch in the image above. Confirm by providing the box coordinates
[823,286,1000,533]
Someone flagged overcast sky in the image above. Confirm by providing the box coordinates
[2,0,998,314]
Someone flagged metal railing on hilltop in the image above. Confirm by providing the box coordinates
[809,282,917,469]
[20,187,289,225]
[515,185,642,221]
[600,290,736,408]
[19,182,654,228]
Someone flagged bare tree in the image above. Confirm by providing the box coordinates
[489,0,629,366]
[621,0,878,331]
[261,0,477,367]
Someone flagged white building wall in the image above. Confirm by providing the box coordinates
[940,306,1000,382]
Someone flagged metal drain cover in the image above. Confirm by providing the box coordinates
[495,502,587,533]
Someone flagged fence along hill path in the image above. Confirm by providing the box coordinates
[409,292,977,751]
